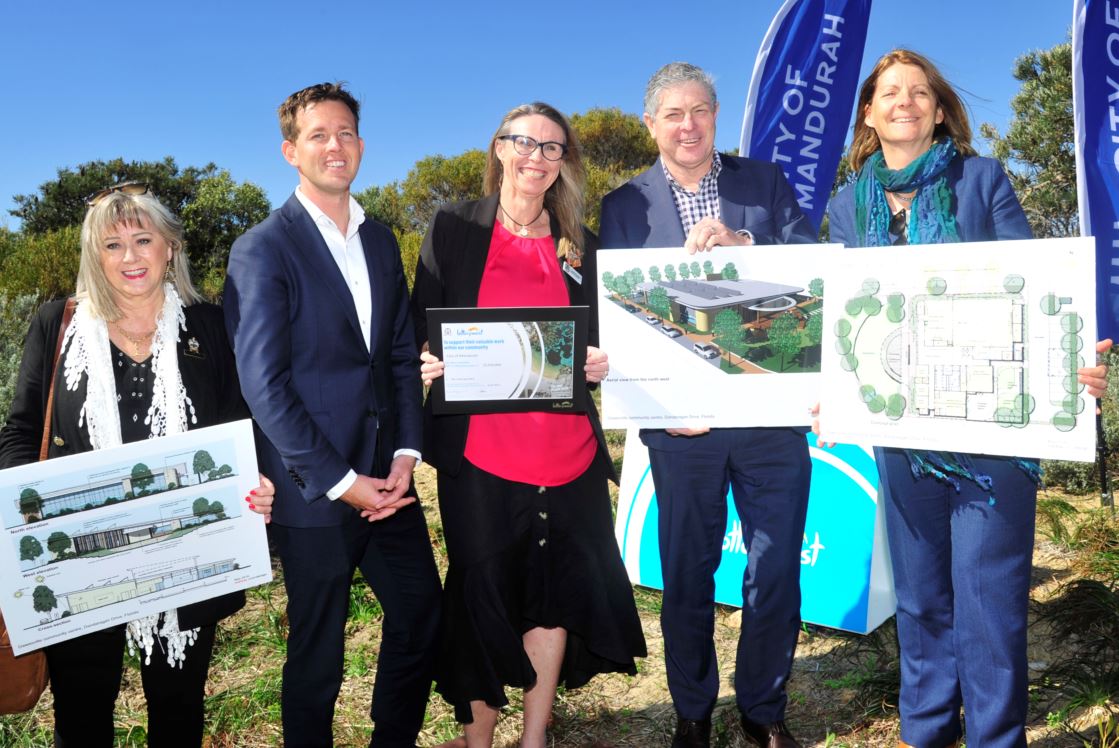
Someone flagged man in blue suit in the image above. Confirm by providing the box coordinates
[599,63,815,748]
[224,83,440,748]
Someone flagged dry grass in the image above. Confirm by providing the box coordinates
[2,464,1116,747]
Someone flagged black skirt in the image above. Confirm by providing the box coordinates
[434,452,647,722]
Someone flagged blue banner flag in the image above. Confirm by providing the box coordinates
[739,0,872,233]
[1073,0,1119,341]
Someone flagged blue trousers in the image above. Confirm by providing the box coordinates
[878,448,1036,748]
[272,501,441,748]
[648,427,810,723]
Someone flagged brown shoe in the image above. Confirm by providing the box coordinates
[672,716,711,748]
[740,717,801,748]
[898,739,961,748]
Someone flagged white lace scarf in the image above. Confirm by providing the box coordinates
[61,284,199,667]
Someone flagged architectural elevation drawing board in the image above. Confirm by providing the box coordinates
[0,420,270,654]
[817,238,1097,462]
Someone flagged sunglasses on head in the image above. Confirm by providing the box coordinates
[85,182,151,207]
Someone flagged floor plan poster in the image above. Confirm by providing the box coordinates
[818,238,1097,462]
[598,245,835,428]
[0,420,270,655]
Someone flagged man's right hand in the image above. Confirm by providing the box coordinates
[339,475,417,521]
[666,427,711,437]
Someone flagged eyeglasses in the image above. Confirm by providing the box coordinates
[497,134,568,161]
[889,209,908,246]
[85,182,150,207]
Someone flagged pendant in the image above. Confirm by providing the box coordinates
[519,226,529,237]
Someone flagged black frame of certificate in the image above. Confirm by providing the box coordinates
[427,306,589,415]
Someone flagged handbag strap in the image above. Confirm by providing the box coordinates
[39,298,76,462]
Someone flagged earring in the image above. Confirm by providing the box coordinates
[164,260,175,283]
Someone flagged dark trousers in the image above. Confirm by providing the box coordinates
[272,501,441,748]
[46,621,217,747]
[648,428,810,723]
[879,448,1035,748]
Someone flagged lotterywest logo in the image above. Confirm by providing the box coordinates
[456,326,483,335]
[722,521,826,567]
[800,531,825,567]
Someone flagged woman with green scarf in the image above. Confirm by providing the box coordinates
[828,49,1111,748]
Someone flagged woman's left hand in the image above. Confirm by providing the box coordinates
[585,346,609,383]
[1079,339,1113,413]
[246,474,275,524]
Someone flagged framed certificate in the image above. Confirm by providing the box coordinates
[428,306,589,414]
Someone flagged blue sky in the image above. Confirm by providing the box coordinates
[1,1,1071,227]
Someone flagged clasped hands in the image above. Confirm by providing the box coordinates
[339,454,418,522]
[420,345,610,386]
[684,217,751,255]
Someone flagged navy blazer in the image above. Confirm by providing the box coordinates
[828,155,1032,247]
[598,155,816,452]
[224,194,423,528]
[599,155,816,248]
[410,193,615,481]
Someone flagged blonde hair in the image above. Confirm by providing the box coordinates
[77,191,201,319]
[483,102,586,258]
[848,49,977,171]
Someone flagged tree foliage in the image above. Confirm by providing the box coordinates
[180,171,270,297]
[19,534,43,561]
[32,584,57,613]
[9,158,269,300]
[648,287,671,320]
[46,531,71,557]
[981,42,1076,238]
[193,450,216,483]
[193,497,211,517]
[769,313,802,372]
[712,309,745,361]
[131,462,155,493]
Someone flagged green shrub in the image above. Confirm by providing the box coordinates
[0,225,80,303]
[0,292,40,423]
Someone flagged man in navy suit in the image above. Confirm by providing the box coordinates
[599,63,815,748]
[224,83,439,748]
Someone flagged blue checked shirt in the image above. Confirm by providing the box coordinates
[662,152,722,236]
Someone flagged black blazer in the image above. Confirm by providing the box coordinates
[410,193,615,481]
[0,299,247,629]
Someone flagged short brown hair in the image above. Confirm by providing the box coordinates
[278,82,360,142]
[848,49,976,171]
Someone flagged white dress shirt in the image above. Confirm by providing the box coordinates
[292,189,420,501]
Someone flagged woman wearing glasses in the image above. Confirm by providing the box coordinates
[827,50,1110,748]
[411,103,645,748]
[0,185,274,747]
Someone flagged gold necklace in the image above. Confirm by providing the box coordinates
[499,202,546,237]
[111,321,155,358]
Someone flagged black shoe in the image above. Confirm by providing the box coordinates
[740,717,801,748]
[671,716,711,748]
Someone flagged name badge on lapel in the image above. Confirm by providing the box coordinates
[184,336,205,359]
[562,261,583,285]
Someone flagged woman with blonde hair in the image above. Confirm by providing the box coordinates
[412,103,645,748]
[0,184,274,747]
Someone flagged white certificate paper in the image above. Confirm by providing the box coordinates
[0,420,271,654]
[429,307,588,414]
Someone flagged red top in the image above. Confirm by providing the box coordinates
[463,221,597,485]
